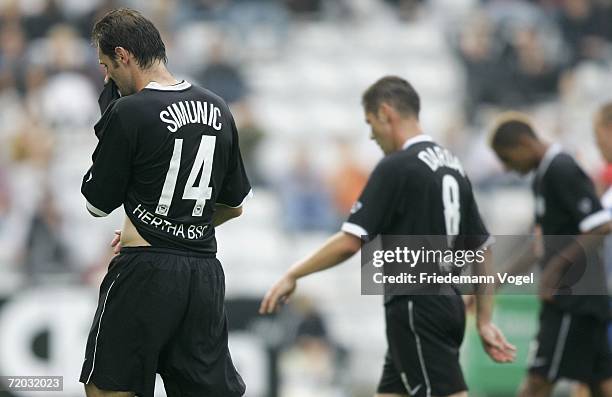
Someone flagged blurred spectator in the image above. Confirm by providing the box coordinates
[233,103,266,186]
[196,38,248,104]
[74,0,120,39]
[23,188,72,280]
[0,166,12,269]
[21,0,65,40]
[0,22,27,95]
[0,167,9,222]
[181,0,231,19]
[38,71,98,130]
[283,0,323,18]
[279,296,348,397]
[558,0,612,65]
[504,26,562,105]
[278,147,337,233]
[0,116,54,273]
[457,8,565,119]
[9,117,54,168]
[383,0,425,20]
[457,12,508,121]
[30,24,92,73]
[22,24,99,131]
[327,139,367,218]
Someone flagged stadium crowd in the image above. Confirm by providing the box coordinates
[0,0,610,278]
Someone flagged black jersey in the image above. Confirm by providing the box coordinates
[343,135,489,244]
[533,145,611,238]
[532,144,610,319]
[82,81,252,254]
[343,135,491,300]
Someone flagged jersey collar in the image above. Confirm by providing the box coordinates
[536,143,562,178]
[144,80,191,91]
[401,134,433,150]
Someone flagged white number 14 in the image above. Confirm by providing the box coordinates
[156,135,216,217]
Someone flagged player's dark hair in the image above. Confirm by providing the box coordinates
[92,8,167,69]
[362,76,420,118]
[491,116,538,149]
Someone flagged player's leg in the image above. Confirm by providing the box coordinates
[525,304,610,397]
[589,320,612,397]
[375,349,409,397]
[445,392,468,397]
[517,374,554,397]
[374,390,468,397]
[84,383,134,397]
[591,378,612,397]
[385,296,468,397]
[574,383,591,397]
[523,303,574,397]
[158,257,245,397]
[80,250,189,397]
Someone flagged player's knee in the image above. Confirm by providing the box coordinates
[520,374,554,397]
[591,377,612,397]
[443,392,468,397]
[374,393,408,397]
[84,382,134,397]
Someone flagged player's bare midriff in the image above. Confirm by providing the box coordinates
[120,215,151,247]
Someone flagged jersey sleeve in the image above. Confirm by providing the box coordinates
[216,114,252,207]
[97,79,121,119]
[342,159,400,237]
[81,105,133,216]
[548,158,611,233]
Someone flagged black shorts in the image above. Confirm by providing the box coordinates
[528,302,612,384]
[79,247,246,397]
[377,295,467,397]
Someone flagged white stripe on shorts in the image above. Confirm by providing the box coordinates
[86,273,120,384]
[547,313,571,381]
[408,300,432,397]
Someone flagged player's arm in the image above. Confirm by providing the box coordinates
[540,221,611,299]
[215,111,251,225]
[473,248,517,363]
[462,184,516,362]
[98,78,121,117]
[259,231,361,314]
[82,104,132,217]
[213,204,243,227]
[495,232,541,290]
[259,159,398,315]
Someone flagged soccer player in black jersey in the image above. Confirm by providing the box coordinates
[79,9,250,397]
[491,113,612,397]
[261,76,515,397]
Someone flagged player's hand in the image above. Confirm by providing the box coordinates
[477,322,516,363]
[111,230,122,255]
[259,274,297,315]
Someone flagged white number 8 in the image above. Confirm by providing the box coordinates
[442,174,461,244]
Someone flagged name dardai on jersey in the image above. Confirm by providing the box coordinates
[418,145,465,176]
